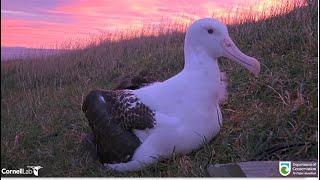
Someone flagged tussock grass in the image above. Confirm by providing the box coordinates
[1,1,318,177]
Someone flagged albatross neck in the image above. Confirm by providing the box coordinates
[182,44,220,82]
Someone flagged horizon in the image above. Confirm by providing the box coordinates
[1,0,306,49]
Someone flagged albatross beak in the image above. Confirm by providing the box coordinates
[221,37,260,77]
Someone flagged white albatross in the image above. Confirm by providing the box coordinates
[82,18,260,172]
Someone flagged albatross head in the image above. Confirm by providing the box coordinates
[184,18,260,76]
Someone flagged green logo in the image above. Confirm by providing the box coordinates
[279,161,291,176]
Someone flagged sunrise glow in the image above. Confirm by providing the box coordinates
[1,0,306,48]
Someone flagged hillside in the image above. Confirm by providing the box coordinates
[1,2,318,177]
[1,47,67,61]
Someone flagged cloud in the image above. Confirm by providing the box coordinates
[1,10,38,17]
[2,0,306,48]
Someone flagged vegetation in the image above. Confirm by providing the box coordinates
[1,1,318,177]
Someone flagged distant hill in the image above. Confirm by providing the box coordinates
[1,47,67,61]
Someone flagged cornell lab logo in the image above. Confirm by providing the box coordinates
[27,166,43,176]
[279,161,291,176]
[1,166,43,176]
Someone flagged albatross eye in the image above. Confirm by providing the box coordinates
[207,29,214,34]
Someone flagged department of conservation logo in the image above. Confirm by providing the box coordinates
[279,161,291,176]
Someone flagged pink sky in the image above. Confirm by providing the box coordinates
[1,0,305,48]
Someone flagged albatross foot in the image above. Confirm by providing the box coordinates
[104,163,124,172]
[104,160,149,172]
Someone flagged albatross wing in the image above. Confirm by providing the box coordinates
[82,89,156,163]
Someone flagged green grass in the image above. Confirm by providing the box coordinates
[1,2,318,177]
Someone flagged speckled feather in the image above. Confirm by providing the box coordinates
[82,89,156,163]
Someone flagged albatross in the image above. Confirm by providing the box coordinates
[82,18,260,172]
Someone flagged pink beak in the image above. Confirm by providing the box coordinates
[221,37,260,77]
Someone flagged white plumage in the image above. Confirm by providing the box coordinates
[104,18,260,172]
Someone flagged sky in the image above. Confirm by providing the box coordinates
[1,0,305,48]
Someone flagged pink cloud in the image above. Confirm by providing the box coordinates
[2,0,306,48]
[2,18,94,48]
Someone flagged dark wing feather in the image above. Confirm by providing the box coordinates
[115,70,158,90]
[104,90,155,130]
[82,89,155,163]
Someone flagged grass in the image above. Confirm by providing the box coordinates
[1,1,318,177]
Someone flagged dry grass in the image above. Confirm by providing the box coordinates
[1,1,318,177]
